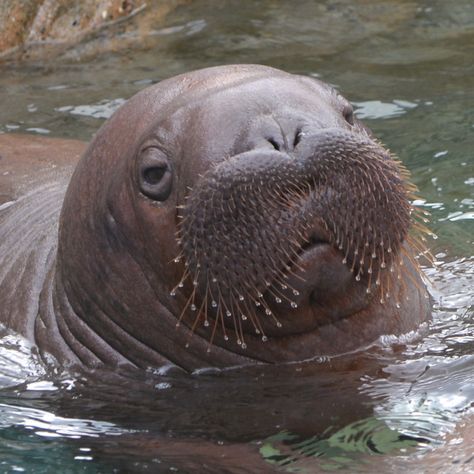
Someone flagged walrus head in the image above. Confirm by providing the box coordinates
[51,65,431,370]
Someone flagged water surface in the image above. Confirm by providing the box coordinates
[0,0,472,472]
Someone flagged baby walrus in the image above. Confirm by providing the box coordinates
[0,65,431,371]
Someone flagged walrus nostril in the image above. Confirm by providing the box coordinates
[267,138,281,151]
[343,105,355,126]
[293,128,303,148]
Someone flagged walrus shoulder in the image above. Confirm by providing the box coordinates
[0,134,85,338]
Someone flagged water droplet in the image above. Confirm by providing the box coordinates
[212,277,217,283]
[225,310,231,317]
[355,275,361,281]
[211,300,217,308]
[275,297,282,303]
[368,268,372,274]
[376,279,381,286]
[292,290,299,296]
[238,295,244,301]
[204,320,210,327]
[396,302,401,308]
[241,314,247,321]
[372,253,377,259]
[191,304,197,311]
[206,348,211,353]
[224,335,229,341]
[193,280,198,286]
[342,258,347,264]
[281,284,287,290]
[174,257,181,263]
[197,263,201,268]
[255,329,260,334]
[185,343,189,348]
[255,301,261,307]
[237,339,242,346]
[265,309,272,315]
[241,343,247,349]
[262,335,268,342]
[381,262,386,269]
[387,248,392,253]
[276,322,282,328]
[290,302,298,309]
[366,288,371,294]
[178,282,184,288]
[175,322,180,328]
[257,292,263,298]
[170,291,176,296]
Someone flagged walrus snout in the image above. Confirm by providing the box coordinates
[172,126,424,344]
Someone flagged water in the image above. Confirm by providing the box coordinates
[0,0,473,471]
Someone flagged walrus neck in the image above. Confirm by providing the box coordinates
[38,246,175,370]
[35,263,138,369]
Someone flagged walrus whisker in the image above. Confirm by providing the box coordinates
[242,298,265,337]
[232,299,246,348]
[275,265,306,287]
[206,301,221,353]
[176,290,196,327]
[266,281,298,307]
[187,287,208,336]
[170,268,190,296]
[398,247,428,296]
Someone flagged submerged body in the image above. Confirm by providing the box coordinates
[0,65,431,371]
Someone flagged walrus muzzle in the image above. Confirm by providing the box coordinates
[173,128,421,346]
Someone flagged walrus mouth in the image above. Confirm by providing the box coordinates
[170,128,431,349]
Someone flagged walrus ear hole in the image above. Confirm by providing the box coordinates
[137,147,173,201]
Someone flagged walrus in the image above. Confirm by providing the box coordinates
[0,65,431,371]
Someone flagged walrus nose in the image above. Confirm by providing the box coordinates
[246,115,306,154]
[264,127,305,153]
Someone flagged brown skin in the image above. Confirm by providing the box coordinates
[0,65,431,372]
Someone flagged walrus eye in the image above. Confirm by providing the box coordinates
[137,147,173,201]
[343,105,355,126]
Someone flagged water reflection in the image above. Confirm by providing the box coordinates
[0,0,472,471]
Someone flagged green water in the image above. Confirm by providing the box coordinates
[0,0,473,472]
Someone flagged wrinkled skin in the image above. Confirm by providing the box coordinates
[0,65,431,371]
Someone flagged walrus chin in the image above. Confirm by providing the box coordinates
[171,127,432,350]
